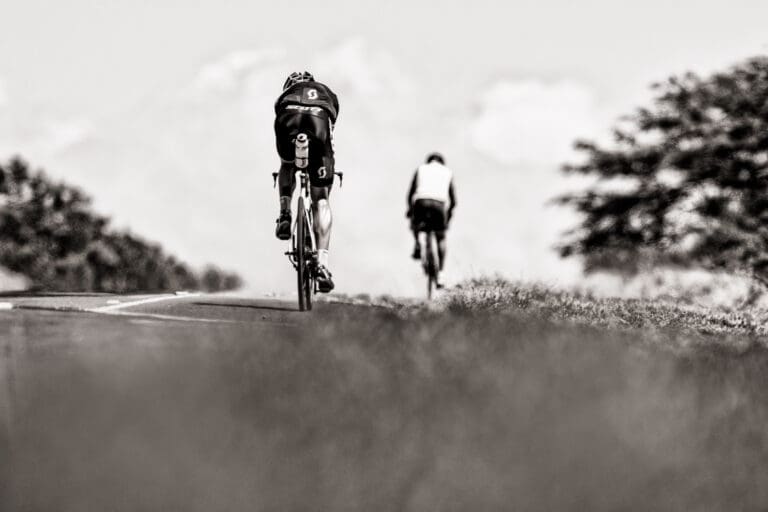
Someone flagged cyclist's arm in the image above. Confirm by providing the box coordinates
[406,170,418,216]
[326,86,339,123]
[447,179,456,220]
[332,91,340,118]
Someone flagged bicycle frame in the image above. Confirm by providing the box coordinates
[272,132,343,311]
[287,171,317,272]
[418,230,440,299]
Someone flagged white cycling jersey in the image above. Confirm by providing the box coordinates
[412,162,453,203]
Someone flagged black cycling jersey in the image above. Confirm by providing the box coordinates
[274,81,339,122]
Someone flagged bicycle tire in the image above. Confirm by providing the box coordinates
[425,231,438,300]
[297,197,309,311]
[305,276,313,310]
[304,209,313,311]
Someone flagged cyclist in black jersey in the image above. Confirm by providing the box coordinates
[273,71,339,293]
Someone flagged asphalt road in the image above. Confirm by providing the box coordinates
[0,291,314,323]
[0,291,371,511]
[2,292,768,510]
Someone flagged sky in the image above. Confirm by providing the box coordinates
[1,0,768,295]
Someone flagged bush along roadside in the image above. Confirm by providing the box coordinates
[0,157,242,293]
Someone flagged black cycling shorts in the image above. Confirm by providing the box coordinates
[274,106,335,187]
[411,199,447,233]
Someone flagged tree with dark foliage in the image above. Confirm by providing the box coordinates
[559,57,768,284]
[0,157,243,292]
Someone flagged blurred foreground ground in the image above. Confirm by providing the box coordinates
[1,287,767,511]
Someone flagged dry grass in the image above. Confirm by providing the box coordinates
[442,276,768,341]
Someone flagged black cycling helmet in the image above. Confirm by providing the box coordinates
[426,152,445,164]
[283,71,314,90]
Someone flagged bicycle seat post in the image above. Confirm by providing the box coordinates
[294,133,310,198]
[304,172,309,197]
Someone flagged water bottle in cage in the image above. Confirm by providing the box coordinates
[295,133,309,169]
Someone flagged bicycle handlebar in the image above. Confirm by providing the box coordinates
[272,170,345,188]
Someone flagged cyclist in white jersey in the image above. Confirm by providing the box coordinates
[406,153,456,277]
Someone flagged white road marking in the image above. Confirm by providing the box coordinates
[112,311,238,324]
[90,293,202,313]
[6,293,300,327]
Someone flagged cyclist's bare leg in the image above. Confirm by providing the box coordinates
[310,184,334,292]
[274,159,296,240]
[310,185,332,260]
[277,159,296,208]
[435,231,447,271]
[411,228,421,259]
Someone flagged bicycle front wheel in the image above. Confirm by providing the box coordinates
[296,197,312,311]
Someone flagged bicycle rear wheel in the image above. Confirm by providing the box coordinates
[425,231,438,300]
[296,197,312,311]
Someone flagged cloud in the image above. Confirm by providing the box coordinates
[0,116,93,163]
[183,38,413,106]
[40,118,93,153]
[185,47,286,98]
[311,37,413,97]
[469,80,599,166]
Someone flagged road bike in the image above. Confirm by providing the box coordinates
[273,133,342,311]
[412,202,449,300]
[418,229,441,299]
